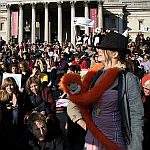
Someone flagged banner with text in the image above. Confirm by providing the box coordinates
[11,11,18,38]
[90,8,98,33]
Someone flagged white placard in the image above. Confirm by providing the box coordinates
[2,73,22,89]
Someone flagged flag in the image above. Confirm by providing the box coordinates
[122,29,129,37]
[74,17,94,27]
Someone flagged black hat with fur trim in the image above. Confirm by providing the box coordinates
[95,31,128,52]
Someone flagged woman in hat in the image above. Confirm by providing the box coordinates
[59,32,144,150]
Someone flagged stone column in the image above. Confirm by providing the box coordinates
[118,13,123,34]
[84,1,89,35]
[18,4,23,44]
[57,1,62,45]
[31,3,36,44]
[98,1,103,30]
[6,4,11,43]
[49,21,51,42]
[44,2,49,43]
[70,1,75,46]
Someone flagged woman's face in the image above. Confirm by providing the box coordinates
[11,66,18,74]
[97,49,114,65]
[30,83,39,95]
[97,49,106,63]
[6,83,14,94]
[19,64,25,72]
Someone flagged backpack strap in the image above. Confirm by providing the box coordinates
[118,70,132,145]
[90,67,104,89]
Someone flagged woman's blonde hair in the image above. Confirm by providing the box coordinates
[0,89,9,102]
[103,49,134,72]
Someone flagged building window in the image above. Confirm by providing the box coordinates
[138,19,144,30]
[0,22,4,31]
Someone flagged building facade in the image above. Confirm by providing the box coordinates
[0,0,150,45]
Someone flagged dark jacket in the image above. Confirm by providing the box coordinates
[0,101,15,149]
[24,87,56,119]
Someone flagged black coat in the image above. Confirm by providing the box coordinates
[0,101,15,150]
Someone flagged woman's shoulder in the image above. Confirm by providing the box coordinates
[122,71,142,90]
[122,70,138,79]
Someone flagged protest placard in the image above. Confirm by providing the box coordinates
[2,73,22,89]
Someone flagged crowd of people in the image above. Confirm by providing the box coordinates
[0,30,150,150]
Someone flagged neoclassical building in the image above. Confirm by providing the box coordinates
[0,0,150,45]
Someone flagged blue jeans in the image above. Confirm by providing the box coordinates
[12,108,19,126]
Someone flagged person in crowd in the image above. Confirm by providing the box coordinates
[42,52,51,72]
[30,65,49,88]
[0,60,7,83]
[0,77,24,136]
[18,61,31,90]
[24,77,56,122]
[145,37,150,47]
[67,64,81,74]
[0,89,15,149]
[22,51,30,65]
[71,53,89,69]
[34,58,47,73]
[140,54,150,74]
[135,32,146,49]
[130,53,145,79]
[78,55,89,69]
[90,52,99,68]
[9,63,19,74]
[141,75,150,149]
[9,55,18,65]
[0,60,8,74]
[67,100,87,150]
[53,54,68,89]
[59,32,144,150]
[0,36,6,51]
[15,111,64,150]
[45,56,58,87]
